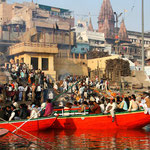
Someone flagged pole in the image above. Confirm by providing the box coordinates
[69,24,71,55]
[142,0,144,71]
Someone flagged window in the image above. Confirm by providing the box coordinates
[16,59,19,64]
[42,58,48,70]
[21,58,24,63]
[31,57,38,70]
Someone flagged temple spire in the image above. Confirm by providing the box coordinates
[88,17,94,32]
[101,17,112,38]
[118,19,129,41]
[98,0,115,38]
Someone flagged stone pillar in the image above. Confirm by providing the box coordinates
[0,26,3,40]
[84,54,87,60]
[38,56,42,70]
[67,52,70,59]
[73,53,75,59]
[79,53,81,60]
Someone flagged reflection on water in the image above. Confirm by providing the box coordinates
[0,128,150,150]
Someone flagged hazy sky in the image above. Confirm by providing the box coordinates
[10,0,150,32]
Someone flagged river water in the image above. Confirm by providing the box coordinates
[0,128,150,150]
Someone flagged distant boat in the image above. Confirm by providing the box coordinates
[51,109,150,130]
[0,117,57,132]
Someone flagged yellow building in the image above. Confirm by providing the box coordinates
[88,55,120,73]
[9,42,58,80]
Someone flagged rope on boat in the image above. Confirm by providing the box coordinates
[0,117,53,148]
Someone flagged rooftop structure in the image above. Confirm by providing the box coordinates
[98,0,115,38]
[88,17,94,32]
[9,42,58,80]
[118,19,129,42]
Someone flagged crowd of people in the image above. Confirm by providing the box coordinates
[55,77,150,122]
[0,61,150,122]
[0,99,53,121]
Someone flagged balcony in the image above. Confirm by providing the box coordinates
[9,42,58,56]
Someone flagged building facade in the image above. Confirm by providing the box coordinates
[9,42,58,80]
[73,20,112,54]
[0,1,75,56]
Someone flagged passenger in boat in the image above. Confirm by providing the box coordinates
[91,101,101,114]
[128,94,139,112]
[30,104,39,119]
[0,106,5,121]
[79,101,88,113]
[19,104,28,119]
[64,102,72,116]
[105,99,117,122]
[40,102,46,117]
[72,101,78,108]
[43,99,53,117]
[117,97,128,112]
[89,101,94,113]
[98,100,105,113]
[5,106,11,121]
[145,96,150,114]
[9,105,20,121]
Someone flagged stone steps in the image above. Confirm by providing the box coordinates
[0,71,7,84]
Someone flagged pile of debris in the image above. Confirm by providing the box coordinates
[105,59,131,81]
[87,51,109,59]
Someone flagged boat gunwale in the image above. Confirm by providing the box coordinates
[0,110,146,123]
[55,110,145,119]
[0,116,56,124]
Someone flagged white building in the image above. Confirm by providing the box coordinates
[73,20,112,54]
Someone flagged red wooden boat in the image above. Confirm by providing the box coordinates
[0,116,57,132]
[51,108,150,130]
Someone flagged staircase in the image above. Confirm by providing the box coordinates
[0,52,9,84]
[122,70,150,89]
[55,58,88,77]
[0,70,8,84]
[135,71,150,88]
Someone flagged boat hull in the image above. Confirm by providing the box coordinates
[51,111,150,130]
[0,117,56,132]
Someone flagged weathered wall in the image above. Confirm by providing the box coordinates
[14,53,56,80]
[88,55,120,73]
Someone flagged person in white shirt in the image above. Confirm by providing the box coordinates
[63,80,68,92]
[18,85,24,101]
[48,91,54,100]
[36,84,42,100]
[128,94,138,111]
[105,99,117,122]
[9,105,20,121]
[30,104,39,119]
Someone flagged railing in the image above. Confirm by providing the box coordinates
[53,107,89,116]
[9,42,57,50]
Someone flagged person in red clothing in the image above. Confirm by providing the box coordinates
[43,99,53,117]
[91,101,101,114]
